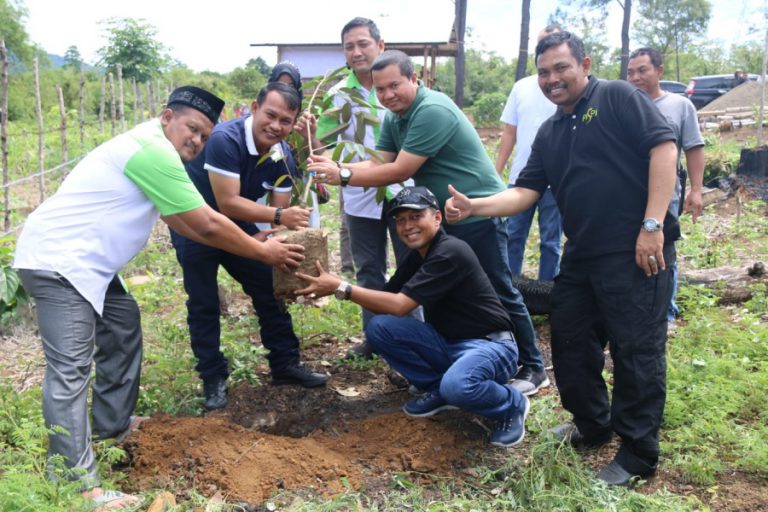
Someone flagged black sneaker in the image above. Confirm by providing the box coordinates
[510,366,550,396]
[550,423,613,448]
[490,395,530,447]
[203,378,228,411]
[402,390,458,417]
[271,363,328,388]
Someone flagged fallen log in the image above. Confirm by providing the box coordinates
[680,262,766,305]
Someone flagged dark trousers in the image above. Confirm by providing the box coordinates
[549,246,675,475]
[170,230,300,382]
[444,217,544,372]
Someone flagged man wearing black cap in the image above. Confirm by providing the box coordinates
[294,186,530,448]
[171,82,328,412]
[13,85,305,508]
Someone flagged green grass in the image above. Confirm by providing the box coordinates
[0,133,765,510]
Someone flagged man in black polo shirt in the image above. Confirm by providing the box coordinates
[294,186,530,448]
[445,31,678,484]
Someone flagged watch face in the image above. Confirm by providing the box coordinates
[340,168,352,179]
[643,219,661,231]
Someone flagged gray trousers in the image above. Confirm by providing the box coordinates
[19,269,142,489]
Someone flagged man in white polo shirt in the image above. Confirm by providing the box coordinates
[496,24,563,288]
[13,86,304,509]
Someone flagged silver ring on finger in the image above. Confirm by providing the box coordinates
[648,255,657,265]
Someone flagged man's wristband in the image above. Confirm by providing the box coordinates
[273,207,283,225]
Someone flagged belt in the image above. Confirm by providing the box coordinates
[485,330,514,341]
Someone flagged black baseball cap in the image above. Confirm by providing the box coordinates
[166,85,225,125]
[387,186,440,216]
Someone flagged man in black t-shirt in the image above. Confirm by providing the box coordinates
[295,186,530,448]
[446,32,678,485]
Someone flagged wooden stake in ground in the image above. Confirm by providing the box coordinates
[99,75,106,133]
[1,39,10,231]
[33,57,44,203]
[78,66,85,152]
[117,64,125,133]
[56,85,68,173]
[108,72,116,138]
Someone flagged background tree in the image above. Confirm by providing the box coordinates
[97,17,169,82]
[454,0,468,107]
[63,45,83,69]
[633,0,712,82]
[550,7,618,78]
[246,57,272,78]
[0,0,37,65]
[515,0,531,81]
[558,0,633,79]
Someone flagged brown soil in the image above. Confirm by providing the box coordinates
[123,335,492,506]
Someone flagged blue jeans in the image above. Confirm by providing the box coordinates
[170,229,300,381]
[365,315,525,420]
[668,193,681,320]
[506,186,562,281]
[444,217,545,372]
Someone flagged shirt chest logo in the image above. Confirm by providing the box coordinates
[581,107,599,124]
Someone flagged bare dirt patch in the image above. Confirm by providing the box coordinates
[123,336,491,505]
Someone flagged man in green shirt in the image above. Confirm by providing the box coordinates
[310,50,548,395]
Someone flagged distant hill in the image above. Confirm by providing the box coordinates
[45,53,98,72]
[8,53,99,74]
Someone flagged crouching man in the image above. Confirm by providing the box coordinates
[294,186,529,446]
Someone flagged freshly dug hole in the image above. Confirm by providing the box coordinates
[273,228,328,300]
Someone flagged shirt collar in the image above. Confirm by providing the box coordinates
[415,226,446,261]
[243,116,285,159]
[553,75,599,121]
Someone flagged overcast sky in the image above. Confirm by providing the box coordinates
[23,0,762,73]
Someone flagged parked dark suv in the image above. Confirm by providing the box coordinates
[685,74,758,109]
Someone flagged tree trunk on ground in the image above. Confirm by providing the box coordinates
[681,263,766,305]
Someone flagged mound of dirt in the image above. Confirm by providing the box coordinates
[123,335,493,505]
[702,80,767,112]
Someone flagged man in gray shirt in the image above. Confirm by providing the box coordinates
[628,46,705,321]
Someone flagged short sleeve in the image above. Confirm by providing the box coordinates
[376,114,397,153]
[202,130,243,180]
[514,128,550,194]
[619,87,676,156]
[124,144,204,215]
[500,86,519,126]
[680,100,704,151]
[400,252,461,307]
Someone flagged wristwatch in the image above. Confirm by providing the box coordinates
[641,218,663,232]
[334,281,352,300]
[273,207,283,225]
[339,168,353,187]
